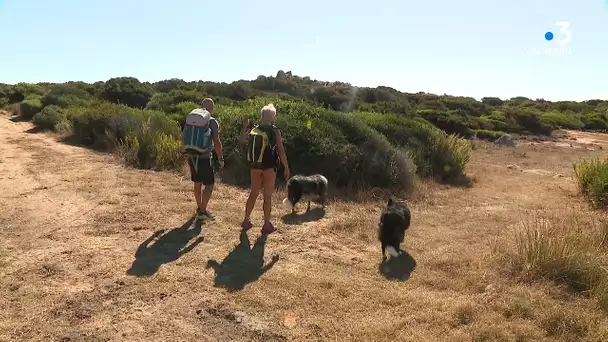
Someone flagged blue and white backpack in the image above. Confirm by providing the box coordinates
[182,108,213,154]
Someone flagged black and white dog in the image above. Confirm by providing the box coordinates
[282,174,328,213]
[378,197,411,261]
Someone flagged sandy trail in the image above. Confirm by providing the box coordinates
[1,116,607,341]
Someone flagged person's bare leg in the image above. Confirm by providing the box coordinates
[201,184,214,212]
[262,169,276,225]
[244,169,263,223]
[194,182,203,210]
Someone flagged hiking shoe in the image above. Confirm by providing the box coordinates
[261,222,277,234]
[241,220,253,231]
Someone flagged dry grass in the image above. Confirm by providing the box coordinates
[2,117,608,341]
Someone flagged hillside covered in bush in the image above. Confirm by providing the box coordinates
[1,71,606,194]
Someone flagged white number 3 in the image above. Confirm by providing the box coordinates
[555,21,572,45]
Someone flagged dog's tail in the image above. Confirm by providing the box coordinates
[319,175,328,185]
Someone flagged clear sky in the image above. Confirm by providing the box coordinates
[0,0,606,101]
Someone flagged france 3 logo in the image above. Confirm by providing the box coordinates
[528,21,572,56]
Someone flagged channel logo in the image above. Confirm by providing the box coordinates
[527,21,572,56]
[544,21,572,45]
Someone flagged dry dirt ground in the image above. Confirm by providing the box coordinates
[1,115,608,342]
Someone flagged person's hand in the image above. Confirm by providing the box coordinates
[283,167,290,182]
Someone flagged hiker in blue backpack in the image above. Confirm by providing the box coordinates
[182,98,224,222]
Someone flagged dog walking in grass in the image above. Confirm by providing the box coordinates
[378,197,411,261]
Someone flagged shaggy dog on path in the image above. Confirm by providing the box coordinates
[282,174,328,213]
[378,198,411,261]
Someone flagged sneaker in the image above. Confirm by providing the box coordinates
[195,208,205,221]
[202,210,215,220]
[261,222,277,234]
[241,219,253,231]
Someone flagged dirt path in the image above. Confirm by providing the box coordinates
[1,116,607,341]
[0,118,281,341]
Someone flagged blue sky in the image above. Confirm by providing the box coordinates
[0,0,606,101]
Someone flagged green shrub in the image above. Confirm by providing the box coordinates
[0,97,8,109]
[146,90,203,113]
[350,111,471,181]
[582,113,608,130]
[32,105,67,131]
[573,157,608,208]
[118,117,183,170]
[540,111,583,130]
[504,107,553,135]
[416,109,473,137]
[214,98,417,193]
[41,86,94,108]
[66,101,166,151]
[425,131,472,181]
[18,97,43,119]
[8,83,44,103]
[473,129,505,141]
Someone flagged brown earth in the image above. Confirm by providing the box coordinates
[1,114,608,341]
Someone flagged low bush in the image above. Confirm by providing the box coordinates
[41,86,95,108]
[473,129,505,141]
[117,117,183,170]
[18,97,43,119]
[351,111,471,181]
[540,111,584,130]
[65,101,170,151]
[32,105,67,131]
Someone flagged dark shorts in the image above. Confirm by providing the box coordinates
[251,164,277,171]
[187,155,214,185]
[250,160,278,171]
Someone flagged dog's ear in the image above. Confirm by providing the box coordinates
[387,197,393,206]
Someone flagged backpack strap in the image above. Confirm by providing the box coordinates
[187,153,200,174]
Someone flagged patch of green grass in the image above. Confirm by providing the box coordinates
[573,157,608,208]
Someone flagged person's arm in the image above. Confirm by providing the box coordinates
[211,120,223,161]
[239,117,250,145]
[275,128,289,172]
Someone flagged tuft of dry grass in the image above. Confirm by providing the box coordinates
[512,215,608,312]
[540,307,590,341]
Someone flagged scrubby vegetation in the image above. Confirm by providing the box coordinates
[512,216,608,313]
[2,71,607,193]
[573,157,608,208]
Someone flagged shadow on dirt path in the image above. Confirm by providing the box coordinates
[127,217,205,277]
[206,231,279,292]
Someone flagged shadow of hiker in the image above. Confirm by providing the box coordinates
[281,207,326,225]
[378,250,417,281]
[126,217,204,277]
[206,231,279,292]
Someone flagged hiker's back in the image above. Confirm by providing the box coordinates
[183,108,213,154]
[246,124,278,168]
